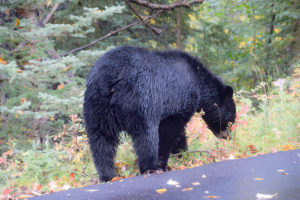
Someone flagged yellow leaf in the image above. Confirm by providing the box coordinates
[253,177,264,181]
[149,19,155,25]
[254,15,263,20]
[0,58,7,65]
[239,41,246,48]
[73,152,83,163]
[274,28,279,34]
[182,187,193,191]
[280,144,295,151]
[93,10,102,14]
[224,29,229,34]
[156,188,167,194]
[63,65,71,72]
[188,14,196,22]
[275,37,281,41]
[16,18,20,26]
[57,83,64,90]
[240,15,246,21]
[46,0,52,7]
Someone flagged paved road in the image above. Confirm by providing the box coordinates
[30,149,300,200]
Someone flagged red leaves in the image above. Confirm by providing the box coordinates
[231,103,249,131]
[3,188,12,195]
[246,145,258,154]
[70,172,75,181]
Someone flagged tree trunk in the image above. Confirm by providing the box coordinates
[0,80,7,132]
[176,7,182,49]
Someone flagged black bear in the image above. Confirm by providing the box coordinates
[83,46,236,182]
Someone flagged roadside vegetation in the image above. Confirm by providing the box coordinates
[1,67,299,199]
[0,0,299,199]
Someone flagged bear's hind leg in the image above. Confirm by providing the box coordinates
[88,133,119,182]
[84,98,120,182]
[132,125,159,174]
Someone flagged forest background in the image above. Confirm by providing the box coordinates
[0,0,299,198]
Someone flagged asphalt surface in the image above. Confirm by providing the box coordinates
[30,149,300,200]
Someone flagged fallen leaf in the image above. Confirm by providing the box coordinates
[228,154,235,160]
[156,188,167,194]
[201,174,207,178]
[167,179,179,186]
[192,182,200,186]
[256,192,278,199]
[204,195,219,199]
[111,177,122,182]
[280,144,295,151]
[281,172,288,175]
[16,69,23,73]
[253,178,264,181]
[182,187,193,191]
[62,184,71,190]
[85,189,99,192]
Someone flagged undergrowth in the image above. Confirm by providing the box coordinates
[1,68,300,199]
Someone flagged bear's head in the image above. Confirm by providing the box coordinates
[202,86,236,139]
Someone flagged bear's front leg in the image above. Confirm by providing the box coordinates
[132,126,159,174]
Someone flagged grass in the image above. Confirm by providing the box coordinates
[1,71,300,199]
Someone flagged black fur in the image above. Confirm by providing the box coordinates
[83,46,236,182]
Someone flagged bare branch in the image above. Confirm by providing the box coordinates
[41,3,60,27]
[63,10,164,56]
[128,0,204,10]
[126,0,162,35]
[171,150,210,157]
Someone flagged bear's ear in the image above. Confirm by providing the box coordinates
[222,86,233,99]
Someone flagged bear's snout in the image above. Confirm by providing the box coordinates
[219,130,231,140]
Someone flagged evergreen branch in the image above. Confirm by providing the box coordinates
[11,3,60,53]
[63,10,164,56]
[127,0,204,10]
[41,3,60,27]
[126,0,162,35]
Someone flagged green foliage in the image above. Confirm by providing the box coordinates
[0,0,299,198]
